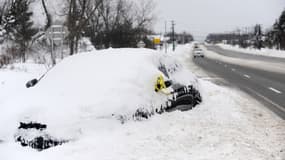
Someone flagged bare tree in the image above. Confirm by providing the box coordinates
[41,0,51,30]
[133,0,156,29]
[97,0,116,47]
[93,0,155,48]
[0,1,7,24]
[66,0,102,55]
[67,0,156,49]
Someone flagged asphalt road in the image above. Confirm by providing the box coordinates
[205,45,285,64]
[193,54,285,119]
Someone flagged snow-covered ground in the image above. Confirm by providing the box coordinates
[217,43,285,59]
[0,45,284,160]
[201,45,285,74]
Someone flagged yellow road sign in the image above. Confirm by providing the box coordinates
[153,38,161,45]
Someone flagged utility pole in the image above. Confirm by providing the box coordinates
[182,32,185,44]
[171,20,175,51]
[51,27,55,66]
[164,21,167,53]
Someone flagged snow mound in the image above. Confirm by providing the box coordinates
[217,43,285,58]
[0,44,284,160]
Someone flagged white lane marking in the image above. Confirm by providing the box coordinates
[199,77,223,80]
[243,74,251,78]
[268,87,282,94]
[245,87,285,113]
[200,77,223,80]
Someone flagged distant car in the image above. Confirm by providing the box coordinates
[193,48,204,58]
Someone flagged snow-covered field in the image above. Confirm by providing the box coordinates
[217,43,285,59]
[0,45,284,160]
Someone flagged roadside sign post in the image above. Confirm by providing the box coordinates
[51,27,55,65]
[46,24,67,66]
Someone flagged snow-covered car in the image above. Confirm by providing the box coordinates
[193,48,204,58]
[2,48,201,150]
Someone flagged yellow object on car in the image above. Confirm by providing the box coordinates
[155,74,166,92]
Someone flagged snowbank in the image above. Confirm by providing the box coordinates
[0,45,284,160]
[217,43,285,58]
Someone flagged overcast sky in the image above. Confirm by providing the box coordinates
[153,0,285,41]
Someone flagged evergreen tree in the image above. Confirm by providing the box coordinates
[4,1,17,39]
[264,29,275,49]
[3,0,37,62]
[253,24,263,49]
[278,9,285,49]
[272,21,282,49]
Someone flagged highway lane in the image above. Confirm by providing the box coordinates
[194,57,285,119]
[205,45,285,64]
